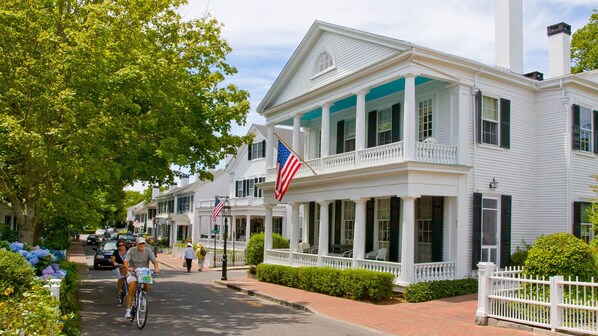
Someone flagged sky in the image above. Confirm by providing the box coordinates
[127,0,596,191]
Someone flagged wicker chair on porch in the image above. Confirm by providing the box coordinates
[342,249,353,258]
[365,248,387,261]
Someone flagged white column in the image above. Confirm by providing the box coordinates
[457,85,469,165]
[321,103,331,157]
[289,203,300,265]
[317,201,332,266]
[264,205,274,251]
[231,216,236,241]
[399,195,418,285]
[245,215,251,243]
[293,114,302,153]
[403,74,416,161]
[355,90,368,151]
[475,262,496,325]
[352,198,368,267]
[266,124,274,169]
[456,175,469,278]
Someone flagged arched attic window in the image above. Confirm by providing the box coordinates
[315,50,334,74]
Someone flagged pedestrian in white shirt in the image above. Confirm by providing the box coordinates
[184,243,195,273]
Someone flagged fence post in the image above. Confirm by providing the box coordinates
[550,276,563,332]
[475,262,496,325]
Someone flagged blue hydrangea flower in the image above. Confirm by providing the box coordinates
[29,257,39,266]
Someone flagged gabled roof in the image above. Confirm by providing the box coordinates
[155,169,225,200]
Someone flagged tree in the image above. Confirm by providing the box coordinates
[571,10,598,74]
[0,0,251,243]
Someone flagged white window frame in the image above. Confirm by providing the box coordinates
[313,50,336,77]
[482,95,499,146]
[377,108,392,146]
[376,198,390,250]
[345,118,356,152]
[581,202,595,243]
[579,106,593,153]
[418,97,434,142]
[343,201,355,246]
[481,196,500,265]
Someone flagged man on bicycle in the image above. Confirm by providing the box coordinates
[123,237,160,319]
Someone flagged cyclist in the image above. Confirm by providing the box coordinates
[123,237,159,319]
[111,240,128,301]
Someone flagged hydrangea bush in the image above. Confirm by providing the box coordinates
[7,242,67,280]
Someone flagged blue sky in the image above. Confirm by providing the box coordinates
[127,0,596,191]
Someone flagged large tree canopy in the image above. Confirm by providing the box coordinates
[571,10,598,74]
[0,0,251,243]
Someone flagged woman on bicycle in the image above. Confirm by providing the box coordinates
[111,240,127,301]
[123,237,160,319]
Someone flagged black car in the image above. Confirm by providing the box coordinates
[86,234,100,245]
[117,234,136,245]
[93,241,118,270]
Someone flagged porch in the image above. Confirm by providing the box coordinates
[265,249,455,285]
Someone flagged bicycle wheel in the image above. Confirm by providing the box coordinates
[118,284,126,304]
[136,291,148,329]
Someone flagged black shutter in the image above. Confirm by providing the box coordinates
[573,202,581,238]
[243,179,249,197]
[500,195,512,268]
[366,198,375,253]
[248,143,252,160]
[308,202,315,246]
[431,197,444,262]
[572,105,580,150]
[336,120,345,154]
[594,111,598,154]
[261,140,266,158]
[334,200,342,245]
[367,110,377,148]
[500,98,510,149]
[254,178,259,197]
[328,202,334,253]
[389,196,400,262]
[235,181,241,197]
[392,103,401,142]
[476,90,483,143]
[472,193,483,270]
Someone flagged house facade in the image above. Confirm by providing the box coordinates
[256,3,598,285]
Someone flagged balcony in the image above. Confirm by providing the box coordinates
[197,197,264,208]
[267,141,458,180]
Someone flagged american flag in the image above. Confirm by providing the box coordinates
[211,197,224,221]
[274,140,302,201]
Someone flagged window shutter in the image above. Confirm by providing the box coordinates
[261,140,266,158]
[431,197,444,262]
[235,181,240,197]
[254,178,259,197]
[472,192,482,270]
[573,202,581,238]
[247,143,252,160]
[334,200,342,245]
[476,90,483,144]
[500,195,512,268]
[594,110,598,154]
[243,179,249,197]
[367,110,377,148]
[572,105,580,150]
[308,202,315,246]
[389,196,401,262]
[366,199,375,253]
[500,98,510,149]
[336,120,345,154]
[391,103,401,142]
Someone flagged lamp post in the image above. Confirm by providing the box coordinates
[221,198,231,281]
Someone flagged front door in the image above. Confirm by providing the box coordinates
[481,197,499,265]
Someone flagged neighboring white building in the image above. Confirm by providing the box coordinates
[256,2,598,285]
[0,203,17,232]
[195,125,297,245]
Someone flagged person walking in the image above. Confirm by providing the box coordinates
[184,243,195,273]
[195,243,207,272]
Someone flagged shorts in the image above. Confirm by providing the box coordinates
[126,272,138,284]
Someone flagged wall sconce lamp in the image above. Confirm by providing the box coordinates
[489,178,498,190]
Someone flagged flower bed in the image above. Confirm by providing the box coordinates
[7,242,67,281]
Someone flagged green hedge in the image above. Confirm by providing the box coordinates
[403,278,478,303]
[245,233,289,266]
[256,264,394,302]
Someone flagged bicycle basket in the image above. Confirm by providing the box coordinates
[136,267,153,284]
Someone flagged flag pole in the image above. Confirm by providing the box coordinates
[274,133,317,176]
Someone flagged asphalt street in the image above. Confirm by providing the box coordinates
[78,243,382,336]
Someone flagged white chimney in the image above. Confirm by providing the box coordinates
[180,175,190,187]
[547,22,571,78]
[495,0,523,73]
[151,186,160,199]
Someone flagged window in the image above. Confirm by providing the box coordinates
[345,119,356,152]
[273,217,283,235]
[416,197,433,262]
[418,98,433,141]
[248,140,265,160]
[315,130,321,158]
[581,202,595,243]
[580,106,593,153]
[176,195,193,214]
[235,177,265,197]
[377,108,392,145]
[481,198,499,264]
[316,52,333,73]
[482,96,499,145]
[343,201,355,245]
[377,198,390,249]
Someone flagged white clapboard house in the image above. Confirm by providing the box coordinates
[256,1,598,285]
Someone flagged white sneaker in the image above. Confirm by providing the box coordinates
[125,309,131,318]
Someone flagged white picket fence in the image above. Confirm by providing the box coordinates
[477,262,598,335]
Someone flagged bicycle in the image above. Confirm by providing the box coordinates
[128,267,155,329]
[115,264,127,305]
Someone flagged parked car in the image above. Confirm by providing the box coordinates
[86,234,100,245]
[117,234,136,244]
[93,241,118,270]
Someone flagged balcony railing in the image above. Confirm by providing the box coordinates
[197,197,264,208]
[267,141,458,180]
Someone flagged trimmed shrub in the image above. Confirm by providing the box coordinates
[403,278,478,303]
[58,260,80,335]
[0,249,36,297]
[256,264,394,302]
[524,233,598,281]
[245,232,289,266]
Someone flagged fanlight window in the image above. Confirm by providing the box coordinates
[316,52,334,73]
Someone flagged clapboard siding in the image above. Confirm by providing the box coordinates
[272,31,398,107]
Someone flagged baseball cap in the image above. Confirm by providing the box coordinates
[137,237,146,244]
[187,243,192,247]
